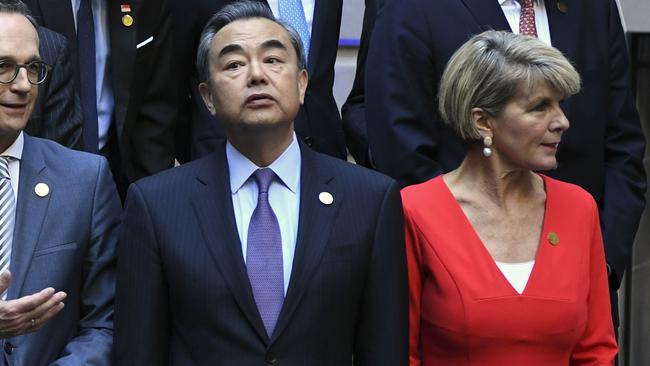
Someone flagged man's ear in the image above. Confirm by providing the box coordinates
[198,82,216,115]
[471,107,493,136]
[297,69,308,105]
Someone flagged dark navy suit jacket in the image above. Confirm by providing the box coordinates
[171,0,347,162]
[365,0,646,324]
[28,26,83,150]
[114,142,408,365]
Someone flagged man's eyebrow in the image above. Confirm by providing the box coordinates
[217,43,244,58]
[260,39,288,52]
[0,55,41,62]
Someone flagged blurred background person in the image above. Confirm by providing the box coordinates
[23,0,178,197]
[403,31,617,365]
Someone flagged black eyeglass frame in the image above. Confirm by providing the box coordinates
[0,59,51,85]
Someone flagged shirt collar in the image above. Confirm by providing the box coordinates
[226,132,301,194]
[1,132,24,160]
[499,0,541,5]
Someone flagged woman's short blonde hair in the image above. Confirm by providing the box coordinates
[438,30,581,141]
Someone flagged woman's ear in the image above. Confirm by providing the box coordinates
[471,107,493,137]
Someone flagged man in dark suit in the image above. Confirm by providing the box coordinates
[365,0,646,328]
[23,0,177,197]
[172,0,347,162]
[27,26,83,150]
[0,3,121,364]
[114,2,407,364]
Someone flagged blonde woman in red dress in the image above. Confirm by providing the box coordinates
[403,30,617,366]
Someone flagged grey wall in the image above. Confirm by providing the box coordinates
[618,0,650,32]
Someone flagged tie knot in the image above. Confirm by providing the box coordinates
[0,156,11,179]
[253,168,275,194]
[519,0,535,9]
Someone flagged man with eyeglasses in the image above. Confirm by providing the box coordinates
[0,2,121,365]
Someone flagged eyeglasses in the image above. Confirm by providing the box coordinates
[0,59,51,85]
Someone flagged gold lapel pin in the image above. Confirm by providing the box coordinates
[34,183,50,197]
[557,1,568,14]
[318,192,333,205]
[548,232,560,246]
[122,14,134,27]
[120,4,133,27]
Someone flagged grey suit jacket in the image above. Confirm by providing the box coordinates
[1,135,121,365]
[28,26,83,150]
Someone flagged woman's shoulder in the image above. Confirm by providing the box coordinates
[401,175,446,202]
[542,174,598,211]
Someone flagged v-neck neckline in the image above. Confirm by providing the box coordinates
[438,174,551,296]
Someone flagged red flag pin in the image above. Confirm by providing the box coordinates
[120,4,131,13]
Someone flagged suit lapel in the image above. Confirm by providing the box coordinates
[545,0,579,117]
[108,0,139,141]
[304,0,324,74]
[270,145,341,343]
[8,136,51,299]
[460,0,511,32]
[189,147,268,342]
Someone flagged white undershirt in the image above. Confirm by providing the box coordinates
[499,0,552,46]
[495,260,535,294]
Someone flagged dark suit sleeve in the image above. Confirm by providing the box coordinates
[51,158,121,366]
[600,0,647,288]
[365,0,443,186]
[354,180,408,365]
[114,183,169,365]
[29,28,83,150]
[341,0,379,167]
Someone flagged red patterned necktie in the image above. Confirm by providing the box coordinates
[519,0,538,37]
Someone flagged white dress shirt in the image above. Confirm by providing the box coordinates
[227,134,301,295]
[267,0,315,35]
[499,0,552,46]
[71,0,115,150]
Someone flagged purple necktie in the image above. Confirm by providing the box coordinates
[246,168,284,337]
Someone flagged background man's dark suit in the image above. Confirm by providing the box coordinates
[114,143,407,365]
[23,0,177,195]
[340,0,382,167]
[27,26,83,150]
[365,0,647,326]
[171,0,347,162]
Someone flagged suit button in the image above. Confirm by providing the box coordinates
[4,342,14,354]
[265,353,277,364]
[304,136,314,147]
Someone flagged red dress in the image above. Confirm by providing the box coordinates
[402,175,617,366]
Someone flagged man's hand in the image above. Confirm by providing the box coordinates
[0,271,66,339]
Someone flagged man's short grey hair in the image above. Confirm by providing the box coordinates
[438,30,581,141]
[196,0,307,83]
[0,0,39,30]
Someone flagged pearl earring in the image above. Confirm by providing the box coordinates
[482,136,493,157]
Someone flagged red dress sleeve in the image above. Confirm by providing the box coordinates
[403,200,423,366]
[570,197,618,365]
